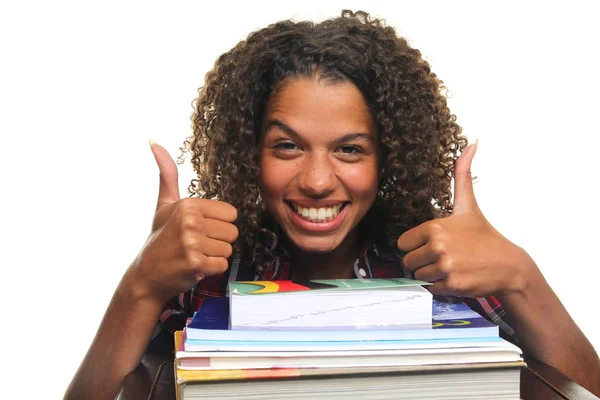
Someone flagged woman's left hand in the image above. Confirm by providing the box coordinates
[397,142,539,298]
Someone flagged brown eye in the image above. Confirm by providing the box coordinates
[274,142,300,151]
[271,141,303,159]
[339,145,363,155]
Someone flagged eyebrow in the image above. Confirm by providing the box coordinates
[264,120,375,144]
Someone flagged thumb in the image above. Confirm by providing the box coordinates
[149,140,180,207]
[452,140,479,215]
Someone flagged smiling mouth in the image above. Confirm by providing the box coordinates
[285,201,349,223]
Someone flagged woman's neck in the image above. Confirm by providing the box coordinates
[287,231,359,281]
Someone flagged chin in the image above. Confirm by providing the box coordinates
[289,236,344,254]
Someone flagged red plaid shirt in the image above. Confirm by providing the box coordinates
[157,241,518,344]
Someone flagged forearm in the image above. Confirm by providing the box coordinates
[499,265,600,396]
[64,273,166,400]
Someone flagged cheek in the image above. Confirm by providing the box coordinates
[259,156,292,200]
[341,163,379,200]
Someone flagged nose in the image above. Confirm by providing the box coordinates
[296,151,338,198]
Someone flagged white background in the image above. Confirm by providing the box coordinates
[1,1,599,398]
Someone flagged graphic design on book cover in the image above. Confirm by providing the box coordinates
[230,278,430,295]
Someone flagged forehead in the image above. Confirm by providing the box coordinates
[262,78,375,139]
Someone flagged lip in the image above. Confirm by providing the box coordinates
[286,202,348,233]
[285,200,348,208]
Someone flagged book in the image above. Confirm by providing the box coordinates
[182,335,505,353]
[173,331,524,400]
[178,341,522,370]
[185,296,498,342]
[228,278,433,329]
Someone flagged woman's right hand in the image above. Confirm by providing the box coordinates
[125,142,238,304]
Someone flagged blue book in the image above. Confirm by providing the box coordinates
[188,296,229,331]
[183,336,505,352]
[185,296,498,342]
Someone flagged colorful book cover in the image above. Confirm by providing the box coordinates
[229,278,430,295]
[432,298,497,330]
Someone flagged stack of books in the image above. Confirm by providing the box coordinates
[173,278,524,400]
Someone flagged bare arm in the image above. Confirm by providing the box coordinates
[399,142,600,396]
[64,273,165,399]
[498,253,600,396]
[65,143,238,399]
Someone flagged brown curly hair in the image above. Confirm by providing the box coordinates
[181,10,467,269]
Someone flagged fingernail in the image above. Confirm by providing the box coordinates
[149,139,156,149]
[469,138,479,156]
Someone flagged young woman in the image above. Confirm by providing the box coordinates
[65,10,600,398]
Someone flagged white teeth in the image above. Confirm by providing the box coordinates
[317,208,326,220]
[292,203,345,222]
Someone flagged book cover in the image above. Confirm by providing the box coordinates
[229,278,431,296]
[432,298,497,330]
[187,297,229,331]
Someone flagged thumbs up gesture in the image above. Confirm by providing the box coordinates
[398,142,536,298]
[125,142,238,303]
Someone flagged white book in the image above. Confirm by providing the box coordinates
[177,339,523,370]
[228,278,433,330]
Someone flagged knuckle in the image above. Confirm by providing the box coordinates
[187,251,207,269]
[437,256,454,274]
[181,234,199,249]
[428,220,444,234]
[181,197,197,206]
[429,238,447,256]
[444,277,464,295]
[180,214,201,230]
[177,197,195,211]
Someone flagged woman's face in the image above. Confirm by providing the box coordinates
[259,77,379,254]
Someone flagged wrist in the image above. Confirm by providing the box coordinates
[119,260,169,308]
[499,246,544,303]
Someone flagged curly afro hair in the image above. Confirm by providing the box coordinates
[181,10,467,269]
